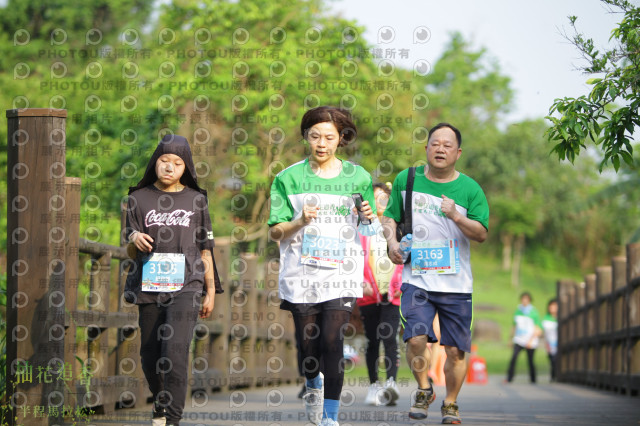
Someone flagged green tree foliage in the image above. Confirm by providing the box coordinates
[0,0,427,248]
[0,0,633,274]
[546,0,639,171]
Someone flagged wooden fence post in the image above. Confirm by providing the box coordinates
[63,177,82,407]
[5,108,68,425]
[115,204,146,409]
[595,266,612,388]
[625,244,640,395]
[558,245,640,396]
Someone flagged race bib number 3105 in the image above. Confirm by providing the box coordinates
[411,239,460,275]
[142,253,186,292]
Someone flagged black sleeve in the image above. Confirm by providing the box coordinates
[197,193,223,294]
[125,193,143,241]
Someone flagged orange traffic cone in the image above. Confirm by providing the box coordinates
[466,344,488,384]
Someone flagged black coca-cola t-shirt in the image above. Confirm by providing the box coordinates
[124,184,214,304]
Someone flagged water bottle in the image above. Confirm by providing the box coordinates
[399,234,412,262]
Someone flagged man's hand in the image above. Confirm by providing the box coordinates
[199,291,215,319]
[439,194,488,243]
[387,240,404,264]
[440,195,459,221]
[380,216,404,264]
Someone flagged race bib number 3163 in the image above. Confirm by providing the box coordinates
[411,239,460,275]
[142,253,185,292]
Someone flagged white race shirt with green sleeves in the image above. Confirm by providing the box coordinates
[513,305,542,348]
[384,166,489,294]
[268,158,376,304]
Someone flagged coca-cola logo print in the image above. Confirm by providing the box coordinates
[145,209,195,228]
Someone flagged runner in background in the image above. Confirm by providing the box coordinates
[268,106,377,426]
[542,298,558,382]
[505,291,542,384]
[357,182,402,406]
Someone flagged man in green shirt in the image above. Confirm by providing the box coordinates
[381,123,489,424]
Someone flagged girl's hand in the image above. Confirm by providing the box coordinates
[199,292,215,318]
[131,231,154,253]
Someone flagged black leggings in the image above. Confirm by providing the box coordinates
[293,309,351,400]
[359,300,400,383]
[506,343,536,383]
[548,353,557,381]
[138,292,200,424]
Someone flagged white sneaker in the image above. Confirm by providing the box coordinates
[303,386,323,425]
[151,418,166,426]
[364,382,383,406]
[319,419,339,426]
[382,377,400,406]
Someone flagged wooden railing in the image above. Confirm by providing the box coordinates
[557,243,640,395]
[4,108,297,425]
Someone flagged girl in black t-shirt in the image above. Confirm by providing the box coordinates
[124,134,222,426]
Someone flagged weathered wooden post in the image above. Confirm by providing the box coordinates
[63,177,82,407]
[625,243,640,395]
[595,266,612,388]
[5,108,68,425]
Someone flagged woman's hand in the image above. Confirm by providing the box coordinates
[359,200,376,222]
[353,200,375,222]
[363,281,375,297]
[302,204,320,224]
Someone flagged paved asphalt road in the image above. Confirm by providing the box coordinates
[87,375,639,425]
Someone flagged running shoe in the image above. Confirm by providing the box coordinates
[382,377,400,406]
[152,399,166,426]
[409,386,436,420]
[302,387,323,425]
[365,381,383,405]
[318,419,339,426]
[441,401,462,424]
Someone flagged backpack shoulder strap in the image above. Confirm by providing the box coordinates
[405,167,416,232]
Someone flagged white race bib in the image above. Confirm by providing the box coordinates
[142,253,185,292]
[411,239,460,275]
[301,227,346,269]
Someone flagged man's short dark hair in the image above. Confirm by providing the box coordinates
[300,106,357,147]
[428,122,462,147]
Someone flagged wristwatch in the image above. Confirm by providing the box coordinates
[128,231,138,243]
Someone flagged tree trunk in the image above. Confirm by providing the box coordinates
[501,233,513,271]
[511,234,525,287]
